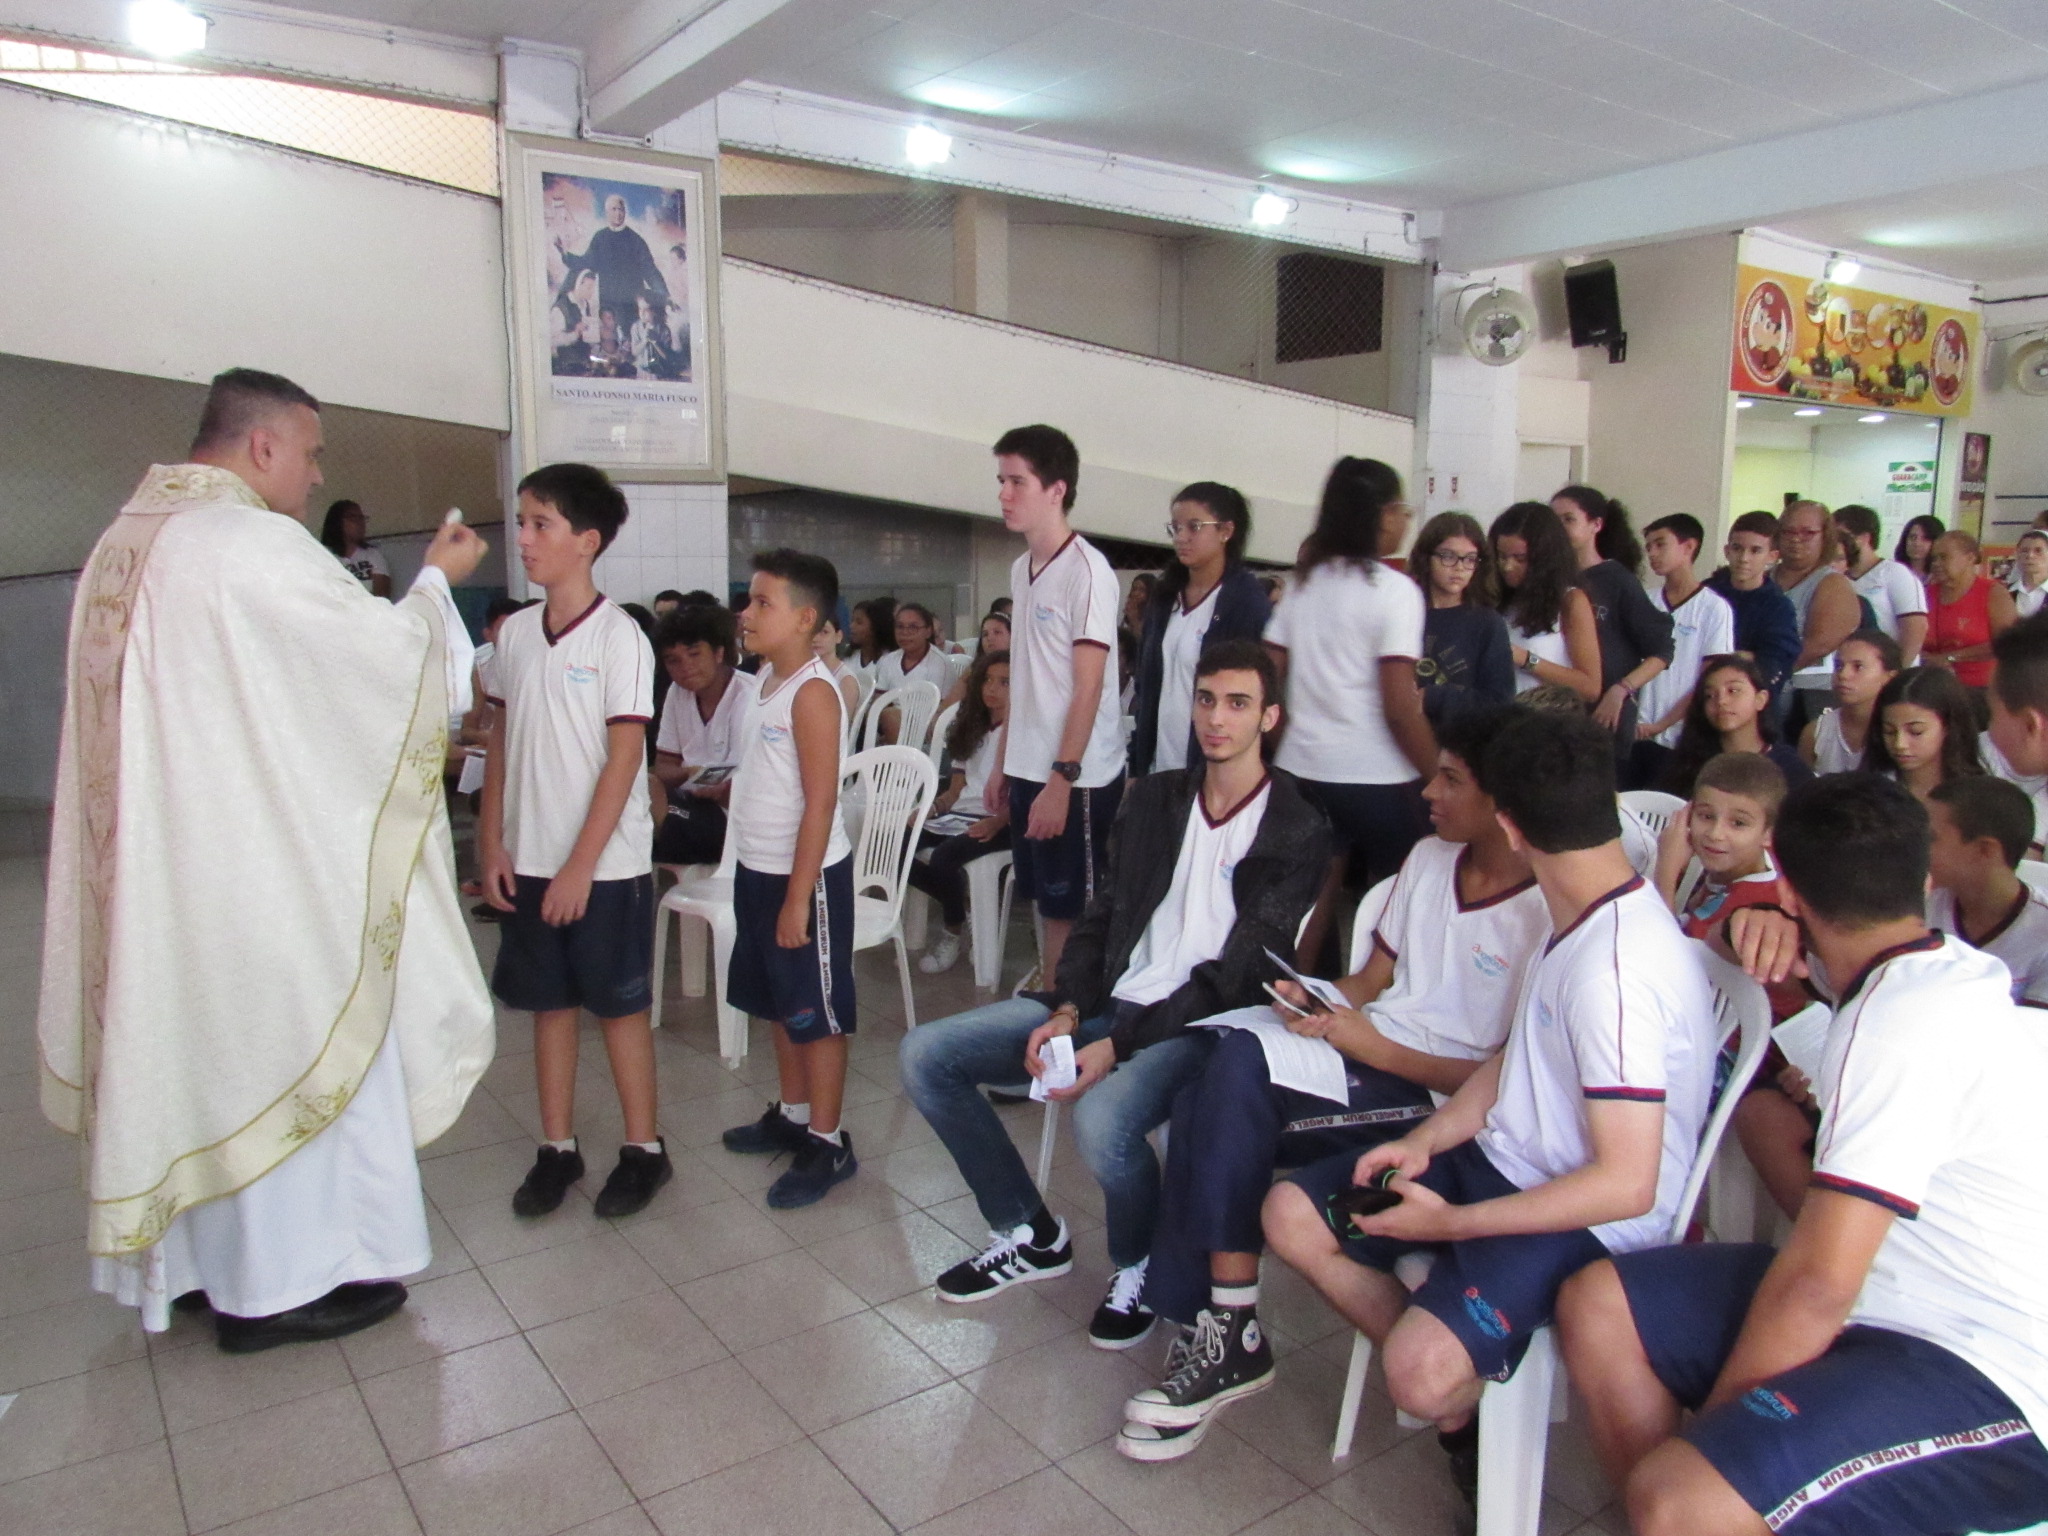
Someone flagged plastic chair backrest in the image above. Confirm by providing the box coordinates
[1620,789,1687,838]
[926,703,959,775]
[1348,875,1399,973]
[1673,945,1777,1242]
[893,679,943,752]
[841,745,938,916]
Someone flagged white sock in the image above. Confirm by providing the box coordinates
[1213,1282,1259,1311]
[780,1101,811,1125]
[811,1125,844,1145]
[628,1140,663,1154]
[544,1137,577,1153]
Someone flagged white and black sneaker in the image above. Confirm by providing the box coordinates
[1123,1304,1274,1428]
[935,1219,1074,1302]
[1088,1260,1157,1349]
[1116,1418,1211,1462]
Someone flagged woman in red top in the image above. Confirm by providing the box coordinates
[1924,530,2015,689]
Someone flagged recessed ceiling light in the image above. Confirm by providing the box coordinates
[129,0,207,55]
[1735,399,1754,409]
[1859,413,1887,423]
[904,124,952,168]
[1249,191,1291,227]
[1794,407,1824,417]
[1825,253,1862,285]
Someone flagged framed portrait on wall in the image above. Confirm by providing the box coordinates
[504,132,723,480]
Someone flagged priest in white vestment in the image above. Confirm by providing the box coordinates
[38,368,496,1353]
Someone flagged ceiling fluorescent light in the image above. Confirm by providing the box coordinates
[1859,413,1887,423]
[1825,253,1861,285]
[1250,190,1290,227]
[904,124,953,168]
[1735,399,1753,409]
[1794,407,1824,417]
[129,0,208,56]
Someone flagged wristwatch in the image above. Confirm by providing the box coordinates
[1051,760,1083,782]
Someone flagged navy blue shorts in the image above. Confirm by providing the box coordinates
[1614,1243,2048,1535]
[1007,774,1123,922]
[728,857,857,1043]
[491,873,655,1019]
[1288,1139,1608,1381]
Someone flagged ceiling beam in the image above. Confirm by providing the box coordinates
[1440,77,2048,270]
[586,0,860,137]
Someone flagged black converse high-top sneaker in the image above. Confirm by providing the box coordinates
[1123,1303,1275,1429]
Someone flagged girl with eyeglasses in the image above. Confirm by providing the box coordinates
[1407,511,1514,725]
[1127,482,1272,775]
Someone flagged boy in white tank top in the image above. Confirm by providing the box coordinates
[718,550,861,1211]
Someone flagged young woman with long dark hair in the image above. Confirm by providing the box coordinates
[908,650,1013,974]
[1264,457,1434,963]
[1863,665,1985,803]
[1128,482,1271,775]
[1552,485,1674,758]
[1660,654,1812,798]
[1489,501,1601,702]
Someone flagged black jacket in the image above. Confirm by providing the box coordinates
[1127,566,1273,776]
[1050,765,1332,1060]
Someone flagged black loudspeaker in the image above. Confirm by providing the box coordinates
[1563,259,1626,362]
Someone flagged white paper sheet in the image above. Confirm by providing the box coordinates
[1029,1034,1077,1103]
[1771,1001,1832,1081]
[1263,948,1352,1013]
[1192,1004,1352,1104]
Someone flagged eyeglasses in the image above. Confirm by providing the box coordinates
[1431,550,1480,570]
[1165,519,1223,538]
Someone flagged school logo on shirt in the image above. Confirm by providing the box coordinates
[1461,1287,1511,1340]
[1033,603,1060,625]
[761,723,790,745]
[1469,945,1510,979]
[1741,1387,1799,1421]
[1533,997,1558,1029]
[564,663,599,685]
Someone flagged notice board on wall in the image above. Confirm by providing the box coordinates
[1731,264,1978,417]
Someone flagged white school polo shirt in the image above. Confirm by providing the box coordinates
[1927,885,2048,1007]
[1154,585,1220,774]
[1368,836,1549,1061]
[1637,584,1736,747]
[654,668,758,768]
[1264,561,1426,785]
[1112,779,1270,1006]
[1851,557,1928,642]
[1006,533,1126,787]
[872,645,952,694]
[1476,877,1716,1254]
[1809,934,2048,1436]
[490,597,655,881]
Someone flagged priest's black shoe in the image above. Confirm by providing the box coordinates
[593,1142,672,1218]
[512,1144,585,1216]
[214,1281,408,1354]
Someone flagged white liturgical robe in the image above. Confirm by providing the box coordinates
[37,464,495,1328]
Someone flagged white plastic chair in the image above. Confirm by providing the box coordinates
[925,702,959,776]
[1328,943,1774,1536]
[902,702,963,954]
[651,835,745,1063]
[1619,789,1686,838]
[844,746,940,1032]
[864,679,942,753]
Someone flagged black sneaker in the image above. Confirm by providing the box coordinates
[766,1130,857,1209]
[1440,1420,1480,1509]
[593,1142,673,1218]
[1123,1304,1274,1428]
[722,1102,812,1156]
[935,1219,1074,1302]
[511,1144,585,1217]
[1089,1260,1157,1349]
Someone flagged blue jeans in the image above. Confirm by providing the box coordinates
[899,997,1213,1269]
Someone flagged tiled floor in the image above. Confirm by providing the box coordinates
[0,849,1631,1536]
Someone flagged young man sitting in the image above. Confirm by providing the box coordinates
[1928,774,2048,1007]
[1556,773,2048,1536]
[650,602,756,867]
[1118,706,1550,1462]
[900,639,1330,1345]
[1262,709,1716,1499]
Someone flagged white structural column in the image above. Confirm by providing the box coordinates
[594,483,731,606]
[952,193,1009,321]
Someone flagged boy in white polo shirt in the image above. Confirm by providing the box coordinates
[1926,775,2048,1007]
[481,464,666,1220]
[990,425,1127,987]
[1557,773,2048,1536]
[1263,709,1715,1501]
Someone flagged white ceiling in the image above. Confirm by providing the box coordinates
[101,1,2048,280]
